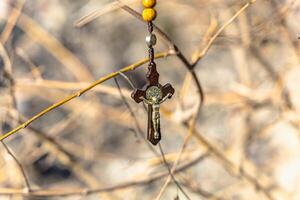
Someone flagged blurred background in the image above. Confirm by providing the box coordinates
[0,0,300,199]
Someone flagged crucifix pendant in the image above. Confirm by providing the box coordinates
[131,8,174,145]
[132,62,175,145]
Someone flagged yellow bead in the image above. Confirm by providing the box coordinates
[142,0,156,8]
[142,8,157,22]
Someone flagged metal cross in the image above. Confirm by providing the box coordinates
[131,62,174,145]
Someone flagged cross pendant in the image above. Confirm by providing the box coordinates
[131,63,174,145]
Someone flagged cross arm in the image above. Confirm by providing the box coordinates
[161,83,175,99]
[131,89,146,103]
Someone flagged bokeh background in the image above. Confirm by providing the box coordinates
[1,0,300,199]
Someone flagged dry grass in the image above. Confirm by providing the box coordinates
[0,0,300,199]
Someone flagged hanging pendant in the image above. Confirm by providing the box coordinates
[131,62,174,145]
[131,1,175,145]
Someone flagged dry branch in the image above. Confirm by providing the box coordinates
[0,152,209,197]
[0,52,171,142]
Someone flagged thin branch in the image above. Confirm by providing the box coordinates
[75,0,139,27]
[15,48,43,79]
[8,114,113,200]
[17,13,93,81]
[180,177,219,199]
[190,127,275,200]
[0,152,209,197]
[154,103,200,200]
[117,71,148,111]
[0,0,25,44]
[0,52,171,142]
[15,79,132,100]
[158,143,191,200]
[115,76,190,199]
[249,45,279,81]
[118,72,136,90]
[114,77,158,154]
[0,42,17,109]
[75,1,122,27]
[1,141,31,192]
[191,0,257,68]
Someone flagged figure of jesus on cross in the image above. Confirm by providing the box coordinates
[131,62,175,145]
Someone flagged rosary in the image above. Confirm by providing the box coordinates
[131,0,175,145]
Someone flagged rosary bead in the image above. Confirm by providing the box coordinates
[142,0,156,8]
[146,34,157,47]
[142,8,157,22]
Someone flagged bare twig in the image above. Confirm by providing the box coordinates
[1,141,31,192]
[0,0,25,44]
[15,79,132,100]
[17,13,93,81]
[0,152,209,197]
[158,143,191,200]
[191,0,257,68]
[115,76,190,198]
[190,127,275,200]
[75,0,139,27]
[0,52,171,142]
[154,104,200,200]
[118,72,136,90]
[114,77,157,153]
